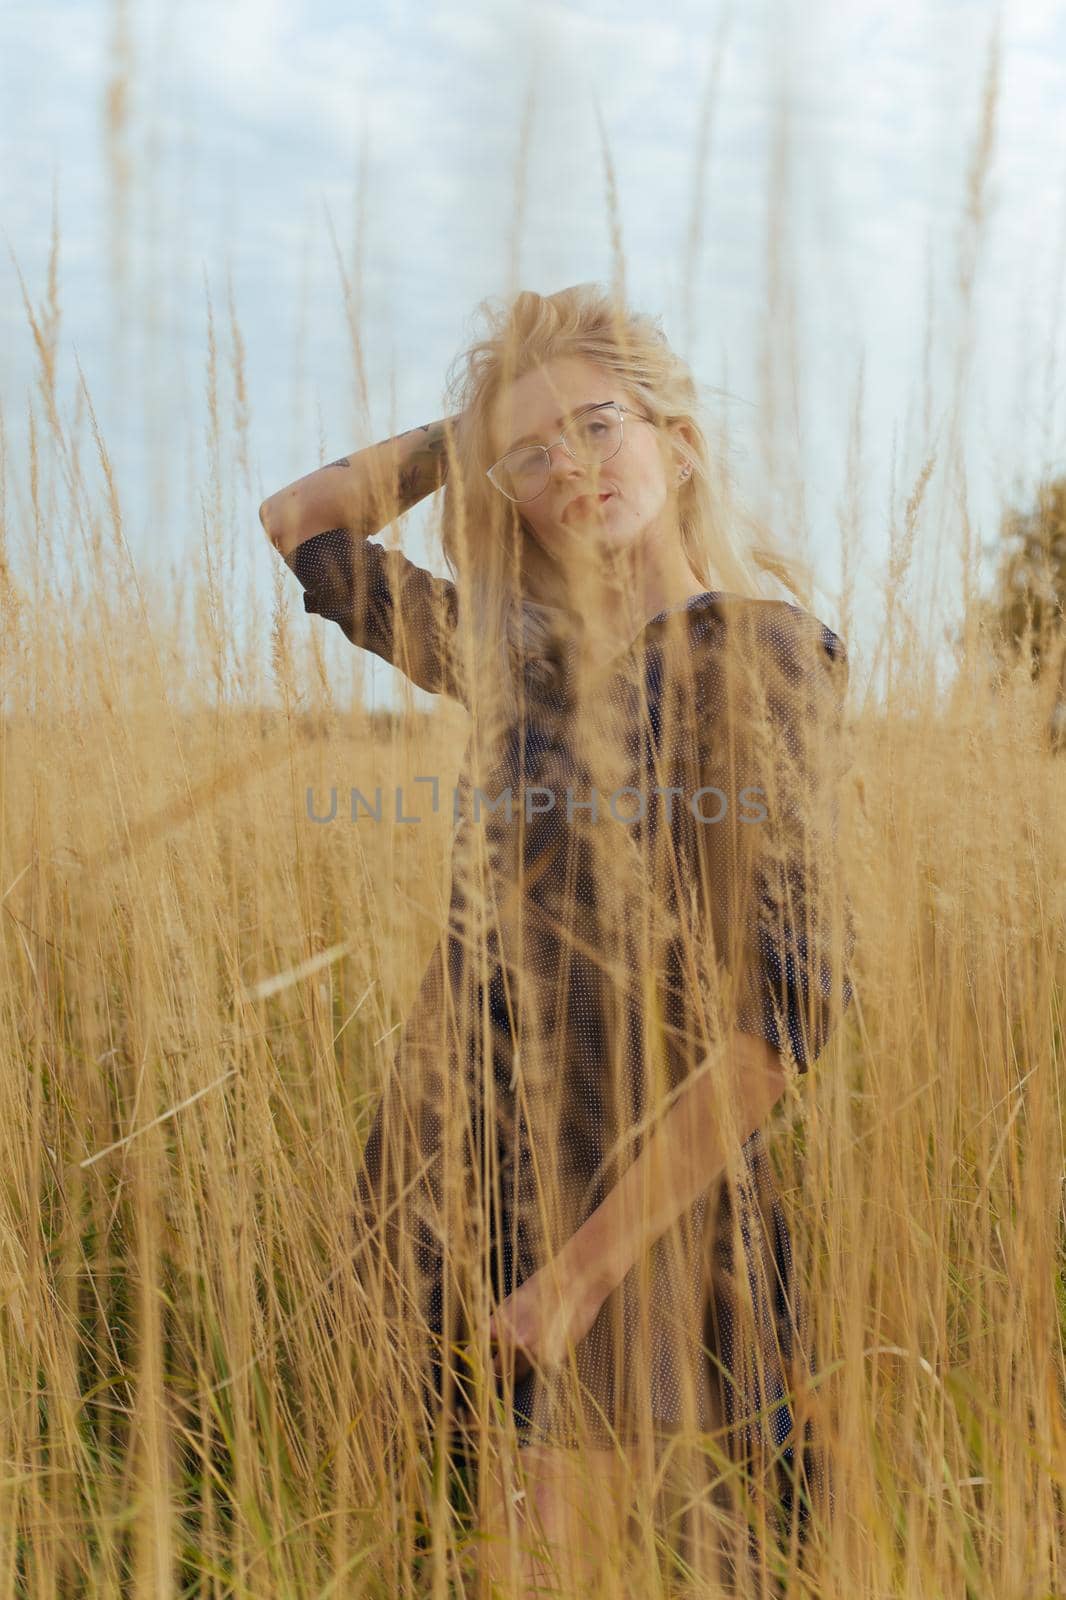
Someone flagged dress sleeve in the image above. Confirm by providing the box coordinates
[701,600,854,1073]
[283,527,467,707]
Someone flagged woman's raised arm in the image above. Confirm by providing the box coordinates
[260,414,469,706]
[259,415,460,559]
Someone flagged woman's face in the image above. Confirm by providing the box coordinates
[488,356,686,572]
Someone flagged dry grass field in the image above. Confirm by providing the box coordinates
[2,583,1064,1594]
[2,34,1065,1597]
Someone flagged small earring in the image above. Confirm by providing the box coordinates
[678,464,692,482]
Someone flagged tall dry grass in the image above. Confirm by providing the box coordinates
[2,32,1065,1599]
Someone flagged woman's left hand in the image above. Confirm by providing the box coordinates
[487,1258,606,1382]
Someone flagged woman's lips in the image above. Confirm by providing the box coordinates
[566,492,613,520]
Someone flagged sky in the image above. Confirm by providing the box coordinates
[3,0,1065,711]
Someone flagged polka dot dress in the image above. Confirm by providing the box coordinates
[285,526,854,1533]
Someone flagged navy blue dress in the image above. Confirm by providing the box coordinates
[283,526,854,1537]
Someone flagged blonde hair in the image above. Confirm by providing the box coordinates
[434,282,811,732]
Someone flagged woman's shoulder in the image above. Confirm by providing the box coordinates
[690,595,849,748]
[703,590,848,673]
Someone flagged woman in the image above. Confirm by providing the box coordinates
[261,283,854,1594]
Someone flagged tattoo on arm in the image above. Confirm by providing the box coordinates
[362,418,453,519]
[326,457,350,469]
[397,421,448,453]
[397,464,423,503]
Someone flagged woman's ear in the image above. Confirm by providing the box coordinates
[666,419,700,480]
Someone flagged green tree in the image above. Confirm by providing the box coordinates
[978,473,1066,750]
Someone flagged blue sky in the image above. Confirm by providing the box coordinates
[3,0,1065,709]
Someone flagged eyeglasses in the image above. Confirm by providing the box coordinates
[485,400,653,504]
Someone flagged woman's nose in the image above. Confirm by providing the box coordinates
[547,441,595,483]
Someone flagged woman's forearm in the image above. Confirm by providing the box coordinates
[260,414,460,559]
[557,1029,788,1303]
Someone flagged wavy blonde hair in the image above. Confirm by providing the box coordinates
[434,281,811,733]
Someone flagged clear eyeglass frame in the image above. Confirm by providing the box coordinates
[485,400,653,503]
